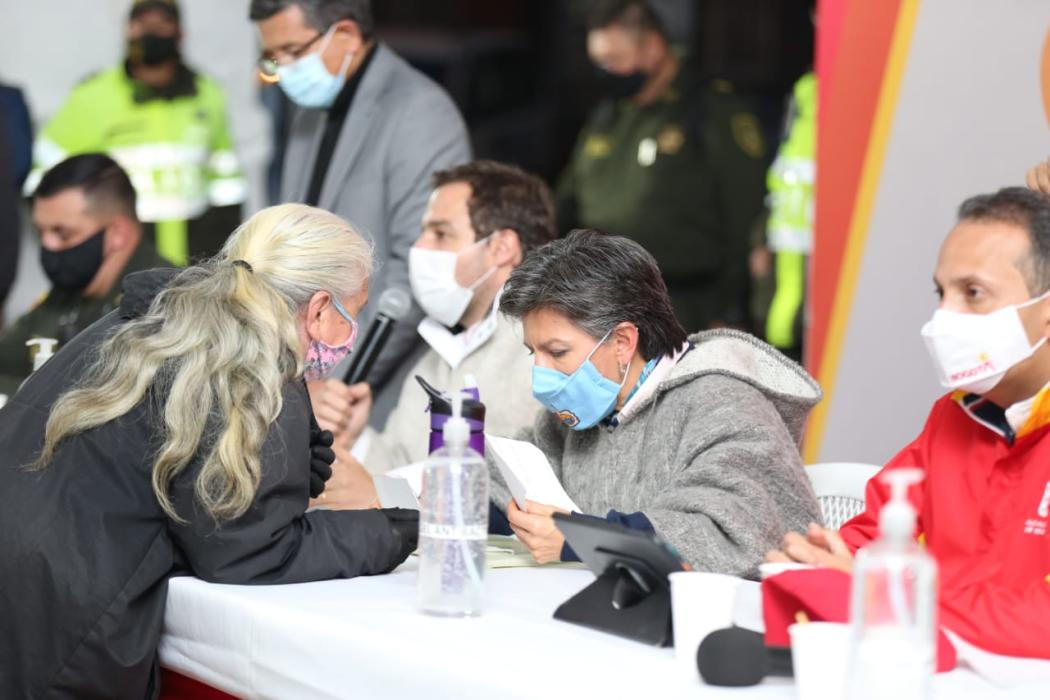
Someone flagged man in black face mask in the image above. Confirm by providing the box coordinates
[24,0,245,266]
[555,0,768,333]
[0,155,168,395]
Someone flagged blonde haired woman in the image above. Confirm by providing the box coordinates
[0,204,418,699]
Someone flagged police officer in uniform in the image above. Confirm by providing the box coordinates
[25,0,245,266]
[556,0,767,332]
[763,71,815,361]
[0,155,168,394]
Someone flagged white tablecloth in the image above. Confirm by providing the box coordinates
[160,562,1048,699]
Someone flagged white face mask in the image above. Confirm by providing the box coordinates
[920,291,1050,394]
[408,236,497,327]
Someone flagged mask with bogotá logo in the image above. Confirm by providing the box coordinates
[920,291,1050,394]
[531,329,629,430]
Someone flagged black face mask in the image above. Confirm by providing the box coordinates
[41,229,105,291]
[595,67,647,100]
[128,33,180,66]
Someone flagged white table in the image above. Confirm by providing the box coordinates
[160,562,1047,699]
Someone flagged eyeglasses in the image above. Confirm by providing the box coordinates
[329,294,359,347]
[257,30,325,78]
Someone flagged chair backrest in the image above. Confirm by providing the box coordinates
[805,462,882,530]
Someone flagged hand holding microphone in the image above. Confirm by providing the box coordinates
[307,380,356,435]
[307,380,372,445]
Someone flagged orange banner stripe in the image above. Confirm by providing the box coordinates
[804,0,922,463]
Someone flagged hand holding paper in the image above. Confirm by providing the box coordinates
[506,498,567,564]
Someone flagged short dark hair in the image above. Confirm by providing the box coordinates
[35,154,138,221]
[249,0,374,40]
[432,160,556,256]
[585,0,666,37]
[500,229,688,360]
[129,0,180,23]
[958,187,1050,295]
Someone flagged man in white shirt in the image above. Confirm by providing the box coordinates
[311,160,556,507]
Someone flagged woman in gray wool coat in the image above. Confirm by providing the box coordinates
[491,229,824,578]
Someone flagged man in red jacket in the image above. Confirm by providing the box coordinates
[767,186,1050,658]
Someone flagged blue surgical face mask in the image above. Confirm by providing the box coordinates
[277,26,353,109]
[531,329,629,431]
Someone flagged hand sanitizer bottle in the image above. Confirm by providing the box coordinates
[847,468,937,700]
[26,338,59,372]
[418,391,489,617]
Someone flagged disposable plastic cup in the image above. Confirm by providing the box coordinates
[669,571,743,680]
[789,622,851,700]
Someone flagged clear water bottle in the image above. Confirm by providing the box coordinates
[418,390,489,616]
[847,468,937,700]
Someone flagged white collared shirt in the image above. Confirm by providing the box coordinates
[416,290,502,370]
[1004,381,1050,435]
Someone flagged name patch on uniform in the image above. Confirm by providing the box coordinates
[637,137,657,166]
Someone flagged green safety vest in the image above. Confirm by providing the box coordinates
[767,72,815,254]
[25,66,245,265]
[765,72,816,350]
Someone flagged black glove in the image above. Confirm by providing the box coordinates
[309,425,335,499]
[380,507,420,570]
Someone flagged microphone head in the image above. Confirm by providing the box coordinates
[696,627,768,687]
[377,287,412,320]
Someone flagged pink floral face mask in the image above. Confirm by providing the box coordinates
[304,295,359,381]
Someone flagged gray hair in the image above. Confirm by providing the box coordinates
[500,229,687,360]
[249,0,374,39]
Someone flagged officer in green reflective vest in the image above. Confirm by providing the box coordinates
[25,0,245,266]
[764,71,815,359]
[556,0,767,332]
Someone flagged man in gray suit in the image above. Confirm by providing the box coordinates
[251,0,471,428]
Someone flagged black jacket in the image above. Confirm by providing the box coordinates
[0,269,412,699]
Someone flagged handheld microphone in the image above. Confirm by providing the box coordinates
[696,627,793,687]
[342,287,412,385]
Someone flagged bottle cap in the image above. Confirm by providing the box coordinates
[879,468,924,541]
[461,374,481,402]
[416,375,486,421]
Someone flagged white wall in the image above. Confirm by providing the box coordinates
[1,0,273,319]
[817,0,1050,464]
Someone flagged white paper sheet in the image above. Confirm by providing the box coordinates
[374,475,421,510]
[485,434,580,513]
[387,462,425,496]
